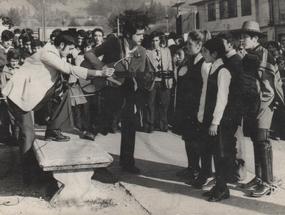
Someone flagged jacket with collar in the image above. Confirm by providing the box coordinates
[242,45,284,119]
[2,43,88,111]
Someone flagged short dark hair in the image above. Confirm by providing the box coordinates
[7,49,20,61]
[1,30,14,42]
[77,29,87,38]
[92,28,104,36]
[50,28,62,40]
[54,30,77,47]
[150,31,163,41]
[14,28,21,35]
[188,30,204,43]
[217,31,234,45]
[121,10,149,38]
[22,34,32,44]
[267,40,280,50]
[203,38,226,59]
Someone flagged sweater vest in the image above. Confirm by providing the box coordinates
[177,57,204,118]
[203,65,234,127]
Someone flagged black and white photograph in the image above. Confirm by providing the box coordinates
[0,0,285,214]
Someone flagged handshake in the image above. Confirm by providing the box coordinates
[87,67,115,79]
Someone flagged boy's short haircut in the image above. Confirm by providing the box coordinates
[1,30,14,42]
[217,31,234,45]
[266,40,280,50]
[77,29,87,38]
[14,28,21,35]
[54,30,77,47]
[22,34,32,44]
[82,38,93,48]
[50,28,62,40]
[188,30,204,43]
[203,38,226,58]
[92,28,104,36]
[150,31,163,41]
[7,49,20,61]
[121,10,149,38]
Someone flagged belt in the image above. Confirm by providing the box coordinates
[155,71,173,79]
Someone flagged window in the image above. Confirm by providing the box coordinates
[281,14,285,22]
[208,2,216,21]
[220,0,237,19]
[241,0,252,16]
[196,12,200,29]
[280,2,285,22]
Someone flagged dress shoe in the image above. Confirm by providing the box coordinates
[187,175,207,189]
[249,183,271,197]
[81,131,95,141]
[44,129,70,142]
[122,165,141,174]
[240,177,261,189]
[203,185,217,197]
[208,188,230,202]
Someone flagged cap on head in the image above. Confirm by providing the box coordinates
[239,21,264,37]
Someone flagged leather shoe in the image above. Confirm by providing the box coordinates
[203,186,217,197]
[187,175,207,189]
[45,129,70,142]
[208,188,230,202]
[240,177,261,189]
[81,131,95,141]
[249,183,271,197]
[122,165,141,174]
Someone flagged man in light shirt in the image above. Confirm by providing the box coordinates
[3,30,114,184]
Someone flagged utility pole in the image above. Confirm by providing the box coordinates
[165,6,169,33]
[117,17,120,36]
[42,0,46,41]
[171,1,185,35]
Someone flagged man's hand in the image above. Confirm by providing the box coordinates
[102,66,115,77]
[237,47,247,59]
[209,124,218,136]
[87,67,114,79]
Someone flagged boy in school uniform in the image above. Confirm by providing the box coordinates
[198,38,234,201]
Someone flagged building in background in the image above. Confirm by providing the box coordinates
[272,0,285,41]
[190,0,285,41]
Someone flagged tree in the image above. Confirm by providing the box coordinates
[7,8,21,26]
[108,9,151,33]
[68,17,80,27]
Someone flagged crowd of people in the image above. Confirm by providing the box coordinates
[0,13,285,203]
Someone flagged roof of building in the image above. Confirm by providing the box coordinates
[189,0,215,6]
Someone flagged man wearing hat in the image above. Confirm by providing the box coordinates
[238,21,284,197]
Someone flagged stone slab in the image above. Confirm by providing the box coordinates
[33,133,113,171]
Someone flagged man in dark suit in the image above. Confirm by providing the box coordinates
[85,12,152,174]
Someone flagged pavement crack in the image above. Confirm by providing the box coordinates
[118,182,152,215]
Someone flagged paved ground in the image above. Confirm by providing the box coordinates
[97,130,285,215]
[0,129,285,215]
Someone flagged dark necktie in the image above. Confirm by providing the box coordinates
[156,49,161,71]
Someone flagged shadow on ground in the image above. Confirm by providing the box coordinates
[108,154,285,215]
